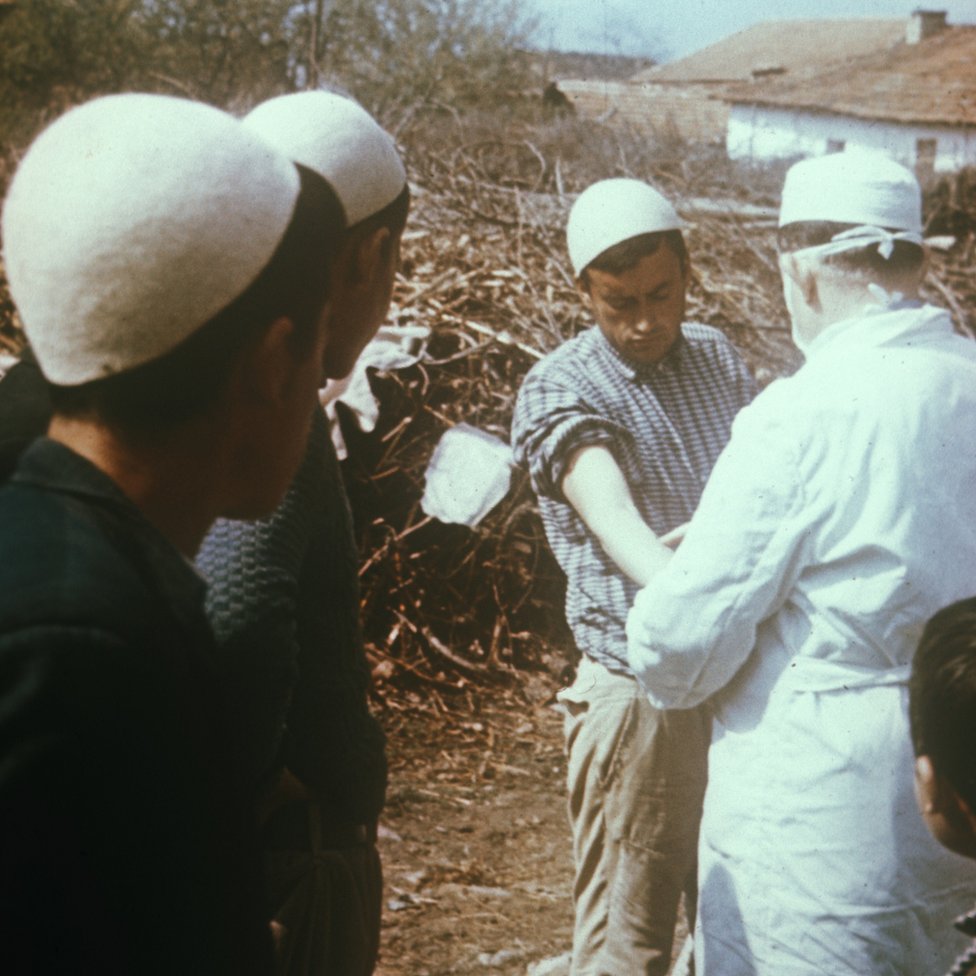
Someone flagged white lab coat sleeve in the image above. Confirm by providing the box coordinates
[627,391,811,709]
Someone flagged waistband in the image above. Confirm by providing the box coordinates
[557,653,638,705]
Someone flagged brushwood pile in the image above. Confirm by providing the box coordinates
[3,117,975,714]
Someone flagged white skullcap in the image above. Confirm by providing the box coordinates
[244,91,406,227]
[567,178,682,277]
[2,93,300,386]
[779,150,922,233]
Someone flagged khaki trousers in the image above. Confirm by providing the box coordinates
[559,656,708,976]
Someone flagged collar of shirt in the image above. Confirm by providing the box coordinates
[594,326,685,381]
[807,302,951,360]
[11,437,208,616]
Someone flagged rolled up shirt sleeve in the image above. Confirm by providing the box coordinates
[511,370,628,502]
[627,393,809,709]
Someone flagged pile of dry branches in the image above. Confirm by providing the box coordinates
[3,120,976,716]
[345,130,976,711]
[921,169,976,338]
[345,122,804,711]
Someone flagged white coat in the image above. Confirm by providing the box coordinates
[627,303,976,975]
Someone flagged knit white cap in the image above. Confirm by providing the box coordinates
[779,150,922,233]
[244,91,406,227]
[567,178,682,277]
[2,93,300,386]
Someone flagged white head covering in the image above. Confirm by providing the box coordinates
[567,178,682,277]
[244,91,406,227]
[779,150,922,233]
[779,152,925,300]
[2,93,300,386]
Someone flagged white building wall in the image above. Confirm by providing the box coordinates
[727,104,976,173]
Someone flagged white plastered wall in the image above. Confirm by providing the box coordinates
[727,103,976,173]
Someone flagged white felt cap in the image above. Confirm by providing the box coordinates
[244,91,406,227]
[779,151,922,233]
[567,178,682,277]
[2,93,300,386]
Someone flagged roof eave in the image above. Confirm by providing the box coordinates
[725,97,976,130]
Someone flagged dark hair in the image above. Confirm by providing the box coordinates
[580,230,688,287]
[354,183,410,239]
[776,220,925,278]
[910,596,976,811]
[47,165,345,434]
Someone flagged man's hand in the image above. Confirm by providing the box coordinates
[257,766,310,825]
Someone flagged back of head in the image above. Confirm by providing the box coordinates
[243,90,408,233]
[567,178,685,282]
[243,91,409,382]
[2,94,345,432]
[777,151,925,287]
[910,597,976,813]
[3,94,301,386]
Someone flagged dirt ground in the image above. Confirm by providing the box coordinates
[375,669,575,976]
[374,667,690,976]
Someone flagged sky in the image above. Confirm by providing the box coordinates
[525,0,976,61]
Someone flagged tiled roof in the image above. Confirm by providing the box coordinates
[725,26,976,128]
[631,19,904,84]
[556,80,729,142]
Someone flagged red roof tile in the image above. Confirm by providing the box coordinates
[631,19,905,84]
[725,26,976,128]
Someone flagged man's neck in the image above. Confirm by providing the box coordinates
[822,277,921,322]
[47,415,225,557]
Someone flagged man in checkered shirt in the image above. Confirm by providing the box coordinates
[511,178,755,976]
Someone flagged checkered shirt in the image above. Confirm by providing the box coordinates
[511,323,755,674]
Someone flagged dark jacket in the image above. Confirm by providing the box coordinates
[0,439,272,975]
[0,350,51,479]
[199,406,387,826]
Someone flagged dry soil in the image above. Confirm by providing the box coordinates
[375,671,575,975]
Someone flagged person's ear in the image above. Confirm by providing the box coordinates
[914,754,942,815]
[354,225,392,287]
[237,316,304,408]
[915,754,976,857]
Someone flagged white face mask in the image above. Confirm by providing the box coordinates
[791,320,814,356]
[780,256,816,356]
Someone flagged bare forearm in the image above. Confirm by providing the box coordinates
[562,444,673,587]
[586,504,673,586]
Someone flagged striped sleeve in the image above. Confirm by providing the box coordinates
[511,365,627,501]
